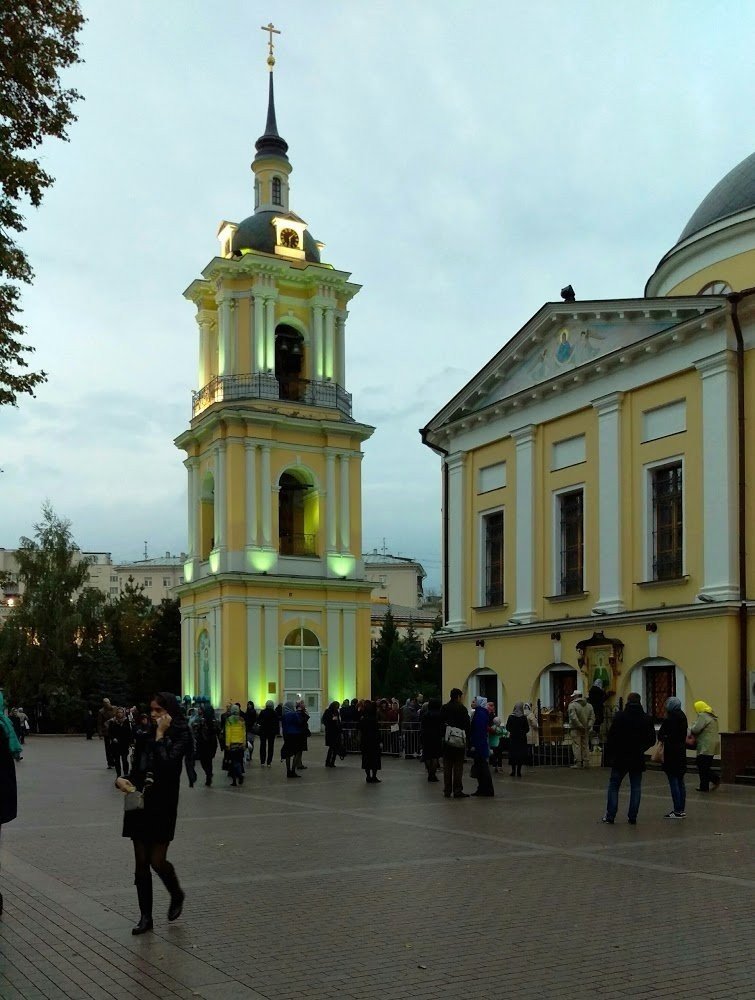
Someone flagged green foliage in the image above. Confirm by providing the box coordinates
[149,598,181,695]
[370,607,399,696]
[106,577,154,703]
[418,613,443,697]
[0,503,91,704]
[383,640,414,703]
[0,0,84,405]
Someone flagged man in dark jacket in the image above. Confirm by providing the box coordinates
[439,688,471,799]
[602,692,656,825]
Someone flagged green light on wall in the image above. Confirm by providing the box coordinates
[328,554,355,577]
[248,548,277,573]
[209,551,221,574]
[183,561,194,583]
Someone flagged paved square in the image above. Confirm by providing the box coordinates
[1,738,754,999]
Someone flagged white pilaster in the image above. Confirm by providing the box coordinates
[245,442,258,548]
[342,607,357,699]
[214,441,227,556]
[217,295,231,376]
[247,604,262,702]
[265,297,276,373]
[254,295,266,371]
[326,451,337,550]
[263,603,279,699]
[184,457,199,559]
[197,309,213,387]
[324,306,335,381]
[261,445,272,545]
[695,351,739,601]
[512,425,537,623]
[181,615,193,696]
[326,608,341,700]
[446,451,467,630]
[335,312,346,386]
[592,393,625,614]
[339,454,350,551]
[312,305,324,380]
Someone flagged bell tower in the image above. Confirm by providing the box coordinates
[175,26,375,720]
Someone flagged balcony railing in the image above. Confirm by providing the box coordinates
[279,533,318,558]
[192,373,352,419]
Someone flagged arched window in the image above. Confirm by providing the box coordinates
[272,176,282,206]
[278,469,318,557]
[274,323,304,400]
[698,280,732,295]
[283,628,321,717]
[199,471,215,560]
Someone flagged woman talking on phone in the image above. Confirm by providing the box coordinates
[116,692,191,935]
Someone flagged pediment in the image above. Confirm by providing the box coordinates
[427,297,724,430]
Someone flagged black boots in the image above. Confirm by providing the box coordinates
[132,874,153,935]
[156,862,185,922]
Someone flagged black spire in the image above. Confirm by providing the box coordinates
[254,72,289,162]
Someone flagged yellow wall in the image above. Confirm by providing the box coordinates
[668,248,755,295]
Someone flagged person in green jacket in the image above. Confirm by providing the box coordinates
[691,700,720,792]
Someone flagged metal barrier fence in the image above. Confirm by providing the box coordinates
[340,722,423,758]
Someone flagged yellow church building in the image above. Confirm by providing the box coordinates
[175,41,374,721]
[422,150,755,735]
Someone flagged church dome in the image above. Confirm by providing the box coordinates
[231,210,321,263]
[677,151,755,243]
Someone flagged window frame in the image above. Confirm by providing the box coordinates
[478,505,505,607]
[552,484,585,596]
[272,176,282,206]
[645,456,685,582]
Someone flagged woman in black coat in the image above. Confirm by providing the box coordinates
[0,692,22,917]
[360,700,382,783]
[257,700,279,767]
[117,692,192,936]
[321,701,342,768]
[658,696,688,818]
[505,702,530,777]
[420,698,443,782]
[107,708,133,778]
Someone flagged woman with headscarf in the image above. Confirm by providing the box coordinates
[224,704,246,786]
[244,701,258,761]
[524,702,539,753]
[690,700,720,792]
[321,701,343,768]
[107,707,133,778]
[257,700,279,766]
[0,691,23,916]
[281,701,305,778]
[360,700,382,783]
[192,704,218,786]
[505,702,530,778]
[116,692,191,935]
[658,696,688,817]
[470,695,494,796]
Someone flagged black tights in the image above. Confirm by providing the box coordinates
[132,839,181,918]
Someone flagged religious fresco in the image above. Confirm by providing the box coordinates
[478,314,679,409]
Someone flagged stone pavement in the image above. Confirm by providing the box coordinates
[1,738,754,1000]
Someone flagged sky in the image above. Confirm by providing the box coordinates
[3,0,755,591]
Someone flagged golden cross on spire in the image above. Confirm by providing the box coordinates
[261,21,281,70]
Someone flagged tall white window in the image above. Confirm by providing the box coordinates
[649,461,684,580]
[555,487,584,595]
[480,509,504,606]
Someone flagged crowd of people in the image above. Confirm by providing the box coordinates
[0,682,724,935]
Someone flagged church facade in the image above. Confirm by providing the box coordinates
[175,52,374,720]
[422,151,755,733]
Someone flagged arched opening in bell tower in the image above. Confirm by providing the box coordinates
[275,324,304,401]
[199,471,215,560]
[278,468,318,557]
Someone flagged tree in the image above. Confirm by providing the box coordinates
[400,620,423,675]
[149,597,181,696]
[0,1,84,405]
[106,577,155,704]
[418,614,443,699]
[383,641,413,703]
[0,503,91,700]
[370,607,400,696]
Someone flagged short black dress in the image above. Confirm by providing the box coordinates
[0,737,17,825]
[122,724,190,843]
